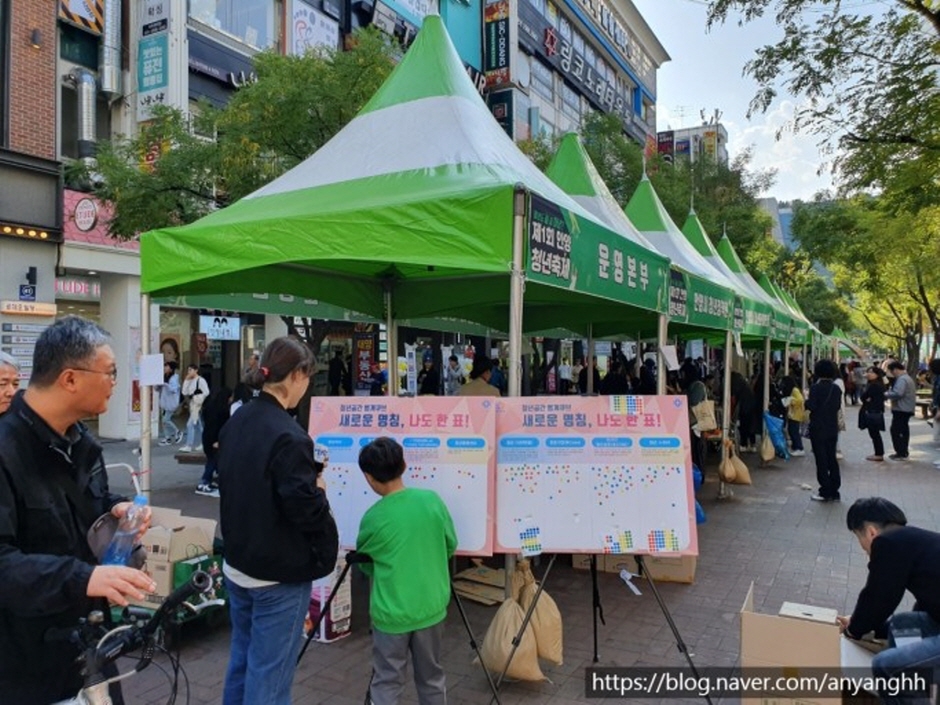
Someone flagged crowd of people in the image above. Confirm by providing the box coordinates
[2,317,939,704]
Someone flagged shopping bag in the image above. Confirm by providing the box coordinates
[691,399,718,432]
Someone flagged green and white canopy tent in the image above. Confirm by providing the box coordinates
[138,15,672,488]
[715,233,793,346]
[625,175,738,337]
[680,212,772,343]
[141,15,670,348]
[543,133,670,348]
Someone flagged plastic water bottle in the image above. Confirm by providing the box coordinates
[101,495,149,566]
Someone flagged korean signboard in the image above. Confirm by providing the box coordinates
[484,0,511,87]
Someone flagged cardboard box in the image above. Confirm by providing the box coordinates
[131,507,217,608]
[740,583,876,705]
[571,553,697,584]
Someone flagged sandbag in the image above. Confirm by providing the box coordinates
[719,440,737,483]
[478,598,545,681]
[519,579,564,666]
[728,444,751,485]
[760,432,775,462]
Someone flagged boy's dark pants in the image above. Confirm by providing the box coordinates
[370,620,446,705]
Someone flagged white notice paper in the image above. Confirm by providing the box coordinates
[139,354,165,386]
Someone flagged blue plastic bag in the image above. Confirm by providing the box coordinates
[763,411,791,460]
[695,500,707,524]
[692,464,703,492]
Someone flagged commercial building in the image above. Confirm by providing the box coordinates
[483,0,667,145]
[657,121,729,166]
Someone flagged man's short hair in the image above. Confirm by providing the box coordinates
[358,436,406,483]
[887,361,906,372]
[846,497,908,532]
[30,316,111,388]
[449,355,458,363]
[470,355,493,380]
[929,359,940,376]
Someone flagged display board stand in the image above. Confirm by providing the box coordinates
[590,555,605,663]
[634,555,712,705]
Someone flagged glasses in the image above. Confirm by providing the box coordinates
[72,367,118,382]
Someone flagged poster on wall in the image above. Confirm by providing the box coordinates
[291,0,340,55]
[309,397,497,554]
[483,0,511,87]
[495,396,697,555]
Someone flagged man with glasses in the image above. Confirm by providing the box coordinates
[0,316,156,703]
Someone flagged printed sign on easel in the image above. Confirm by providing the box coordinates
[495,396,697,556]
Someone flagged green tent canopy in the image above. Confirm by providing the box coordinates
[758,275,810,346]
[715,233,792,345]
[680,210,772,342]
[625,176,735,333]
[140,15,668,337]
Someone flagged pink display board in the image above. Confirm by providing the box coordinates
[308,397,496,555]
[495,396,698,556]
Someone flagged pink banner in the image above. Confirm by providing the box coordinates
[495,396,697,555]
[309,396,496,555]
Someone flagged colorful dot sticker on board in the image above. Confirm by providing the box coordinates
[610,395,644,416]
[602,530,634,554]
[518,524,543,557]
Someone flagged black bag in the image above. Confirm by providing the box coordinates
[865,410,886,432]
[858,409,869,430]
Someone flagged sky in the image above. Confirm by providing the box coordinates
[631,0,837,203]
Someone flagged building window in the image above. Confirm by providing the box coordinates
[572,31,584,56]
[546,2,558,28]
[189,0,277,50]
[561,82,580,120]
[530,0,546,17]
[584,43,596,69]
[540,117,555,139]
[0,0,7,145]
[558,16,571,41]
[530,57,554,101]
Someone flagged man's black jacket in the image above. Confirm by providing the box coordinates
[0,392,124,702]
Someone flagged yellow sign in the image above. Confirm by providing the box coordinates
[1,301,58,317]
[59,0,104,35]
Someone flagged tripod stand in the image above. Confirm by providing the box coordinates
[296,551,502,705]
[634,555,713,705]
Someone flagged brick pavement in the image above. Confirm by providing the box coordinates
[94,405,940,704]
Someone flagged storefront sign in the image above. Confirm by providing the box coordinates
[199,315,241,340]
[59,0,103,35]
[518,1,632,129]
[291,0,340,55]
[74,198,98,231]
[489,89,514,138]
[657,131,674,161]
[142,0,169,36]
[188,31,256,87]
[55,276,102,301]
[137,33,169,121]
[1,301,58,317]
[353,326,375,394]
[484,0,511,87]
[18,285,36,302]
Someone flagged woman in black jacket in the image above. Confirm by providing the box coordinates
[806,359,843,502]
[218,337,338,705]
[860,367,887,462]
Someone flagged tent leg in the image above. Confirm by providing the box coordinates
[656,314,668,395]
[586,324,595,394]
[718,331,733,500]
[140,293,152,499]
[385,285,398,396]
[784,341,790,378]
[801,345,808,391]
[763,337,771,412]
[505,186,527,598]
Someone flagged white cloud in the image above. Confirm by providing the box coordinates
[725,101,834,203]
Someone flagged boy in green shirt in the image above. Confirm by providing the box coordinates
[357,437,457,705]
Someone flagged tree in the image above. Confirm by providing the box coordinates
[705,1,940,201]
[73,28,397,241]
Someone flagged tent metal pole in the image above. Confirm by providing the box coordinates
[587,324,595,394]
[763,336,771,412]
[505,185,527,597]
[720,330,733,499]
[508,186,526,399]
[784,341,790,378]
[140,293,152,499]
[801,345,808,391]
[656,314,667,395]
[384,284,398,396]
